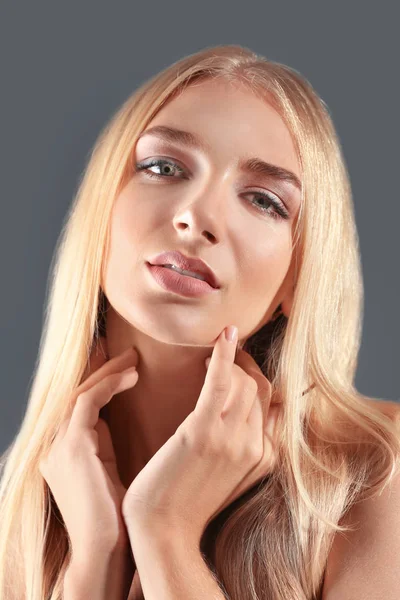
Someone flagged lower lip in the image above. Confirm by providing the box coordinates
[146,263,218,297]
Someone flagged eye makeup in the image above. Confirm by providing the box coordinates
[135,156,291,222]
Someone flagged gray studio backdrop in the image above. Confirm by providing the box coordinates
[0,1,398,454]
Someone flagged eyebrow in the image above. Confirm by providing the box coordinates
[136,125,302,192]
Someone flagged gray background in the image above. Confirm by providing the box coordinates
[1,1,398,454]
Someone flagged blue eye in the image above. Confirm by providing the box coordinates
[247,189,290,221]
[135,158,290,221]
[135,158,185,179]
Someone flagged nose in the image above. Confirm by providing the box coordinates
[172,178,228,244]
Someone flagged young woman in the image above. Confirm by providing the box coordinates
[0,44,399,600]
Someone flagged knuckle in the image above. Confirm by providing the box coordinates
[175,413,195,443]
[224,441,239,461]
[178,417,218,456]
[189,430,208,454]
[235,439,262,465]
[64,431,87,457]
[102,372,123,393]
[191,437,208,457]
[242,377,258,396]
[82,431,98,453]
[78,372,118,401]
[210,379,230,396]
[194,429,220,456]
[248,443,264,465]
[75,390,90,406]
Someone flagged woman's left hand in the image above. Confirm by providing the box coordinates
[121,326,282,545]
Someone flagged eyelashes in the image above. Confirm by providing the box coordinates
[134,157,290,221]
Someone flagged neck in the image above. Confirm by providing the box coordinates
[102,306,214,487]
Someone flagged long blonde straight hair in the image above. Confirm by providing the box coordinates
[1,44,399,600]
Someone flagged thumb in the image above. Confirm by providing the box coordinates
[95,417,126,496]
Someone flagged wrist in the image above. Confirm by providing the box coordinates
[70,534,131,565]
[65,546,135,600]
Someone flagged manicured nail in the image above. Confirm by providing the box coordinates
[225,326,238,343]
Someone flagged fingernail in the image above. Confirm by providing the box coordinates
[122,366,138,377]
[225,326,238,343]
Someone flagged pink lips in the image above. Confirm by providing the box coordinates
[147,263,218,298]
[148,250,219,289]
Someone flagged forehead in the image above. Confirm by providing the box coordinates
[140,78,301,183]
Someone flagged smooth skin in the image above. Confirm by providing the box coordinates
[121,325,282,542]
[44,75,400,597]
[122,325,282,600]
[40,328,281,599]
[96,76,299,597]
[39,343,140,559]
[101,77,301,493]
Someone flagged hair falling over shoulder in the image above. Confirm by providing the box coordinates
[1,44,399,600]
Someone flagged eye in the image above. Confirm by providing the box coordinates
[135,158,290,221]
[135,157,186,179]
[244,190,290,221]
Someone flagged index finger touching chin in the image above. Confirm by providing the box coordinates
[197,326,238,420]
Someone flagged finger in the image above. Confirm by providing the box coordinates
[250,376,272,426]
[49,344,138,452]
[263,403,281,446]
[221,368,258,425]
[197,326,238,422]
[95,417,126,492]
[234,347,265,372]
[57,340,138,445]
[66,345,136,424]
[234,349,273,423]
[247,386,279,442]
[259,403,282,472]
[238,403,281,490]
[58,344,138,445]
[234,349,271,401]
[79,345,138,395]
[67,367,139,440]
[94,418,125,492]
[246,385,265,430]
[95,417,118,463]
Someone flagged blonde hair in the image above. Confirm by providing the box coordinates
[1,44,399,600]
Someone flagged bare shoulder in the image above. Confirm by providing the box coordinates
[322,398,400,599]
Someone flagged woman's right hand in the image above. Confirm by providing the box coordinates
[39,340,140,559]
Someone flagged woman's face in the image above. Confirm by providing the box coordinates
[102,78,302,347]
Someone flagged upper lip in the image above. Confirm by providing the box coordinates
[147,251,220,289]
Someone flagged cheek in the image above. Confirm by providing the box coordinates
[111,191,153,247]
[104,203,146,286]
[244,236,293,286]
